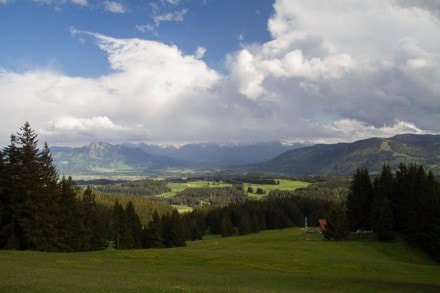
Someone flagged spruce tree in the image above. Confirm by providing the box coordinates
[372,165,395,240]
[58,176,83,251]
[144,210,164,248]
[346,168,373,231]
[163,210,186,247]
[323,201,349,241]
[111,200,128,249]
[374,196,394,241]
[125,201,143,249]
[12,123,60,250]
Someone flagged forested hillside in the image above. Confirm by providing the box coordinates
[252,134,440,175]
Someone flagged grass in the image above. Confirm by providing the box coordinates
[1,228,439,292]
[158,181,232,198]
[246,179,310,199]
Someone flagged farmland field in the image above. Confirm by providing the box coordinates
[245,179,310,199]
[1,228,439,292]
[159,179,309,199]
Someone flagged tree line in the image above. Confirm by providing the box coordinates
[0,123,186,251]
[324,164,440,260]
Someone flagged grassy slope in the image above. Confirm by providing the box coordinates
[1,229,439,292]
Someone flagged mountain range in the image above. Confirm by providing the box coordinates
[50,134,440,177]
[250,134,440,176]
[50,141,302,176]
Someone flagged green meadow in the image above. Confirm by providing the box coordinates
[159,180,232,198]
[246,179,310,199]
[1,228,439,292]
[160,179,309,199]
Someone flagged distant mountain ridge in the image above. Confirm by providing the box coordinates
[51,141,304,176]
[126,141,305,168]
[51,142,187,176]
[250,134,440,176]
[50,134,440,177]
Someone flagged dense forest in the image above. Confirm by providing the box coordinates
[340,165,440,259]
[1,123,439,261]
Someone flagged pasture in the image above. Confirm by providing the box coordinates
[1,228,439,292]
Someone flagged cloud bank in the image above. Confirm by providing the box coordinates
[1,0,439,146]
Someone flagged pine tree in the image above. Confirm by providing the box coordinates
[111,200,128,249]
[346,168,373,231]
[163,210,186,247]
[374,195,394,241]
[125,201,143,249]
[323,201,349,241]
[219,211,234,237]
[57,176,83,251]
[372,165,395,240]
[13,123,60,250]
[144,210,164,248]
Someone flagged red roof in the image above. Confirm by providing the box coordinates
[319,219,327,231]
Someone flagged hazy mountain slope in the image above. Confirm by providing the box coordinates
[51,142,186,176]
[251,134,440,176]
[128,141,306,167]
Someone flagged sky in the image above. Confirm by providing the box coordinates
[0,0,439,147]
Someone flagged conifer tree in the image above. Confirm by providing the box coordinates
[13,123,60,250]
[111,200,128,249]
[346,168,373,231]
[144,210,164,248]
[219,211,234,237]
[374,195,394,241]
[81,186,106,250]
[372,165,395,240]
[58,176,83,251]
[163,210,186,247]
[323,201,349,241]
[125,201,143,249]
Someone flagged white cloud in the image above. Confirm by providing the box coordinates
[103,1,127,13]
[225,0,440,137]
[153,8,187,24]
[194,47,206,59]
[1,0,439,146]
[0,0,13,4]
[137,2,188,35]
[31,0,87,6]
[71,0,87,6]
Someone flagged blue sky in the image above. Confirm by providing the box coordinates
[0,0,273,76]
[0,0,439,146]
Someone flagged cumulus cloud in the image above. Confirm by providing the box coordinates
[1,0,439,146]
[225,0,440,138]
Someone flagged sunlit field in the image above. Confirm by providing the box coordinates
[1,228,439,292]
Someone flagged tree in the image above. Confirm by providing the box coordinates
[346,168,373,231]
[144,211,164,248]
[111,200,128,249]
[10,123,60,251]
[323,201,349,241]
[372,165,395,241]
[163,210,186,247]
[374,196,394,241]
[125,201,143,249]
[219,211,234,237]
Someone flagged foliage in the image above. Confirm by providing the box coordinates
[89,178,170,196]
[348,164,440,259]
[323,201,350,241]
[254,134,440,175]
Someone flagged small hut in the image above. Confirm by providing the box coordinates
[318,219,327,232]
